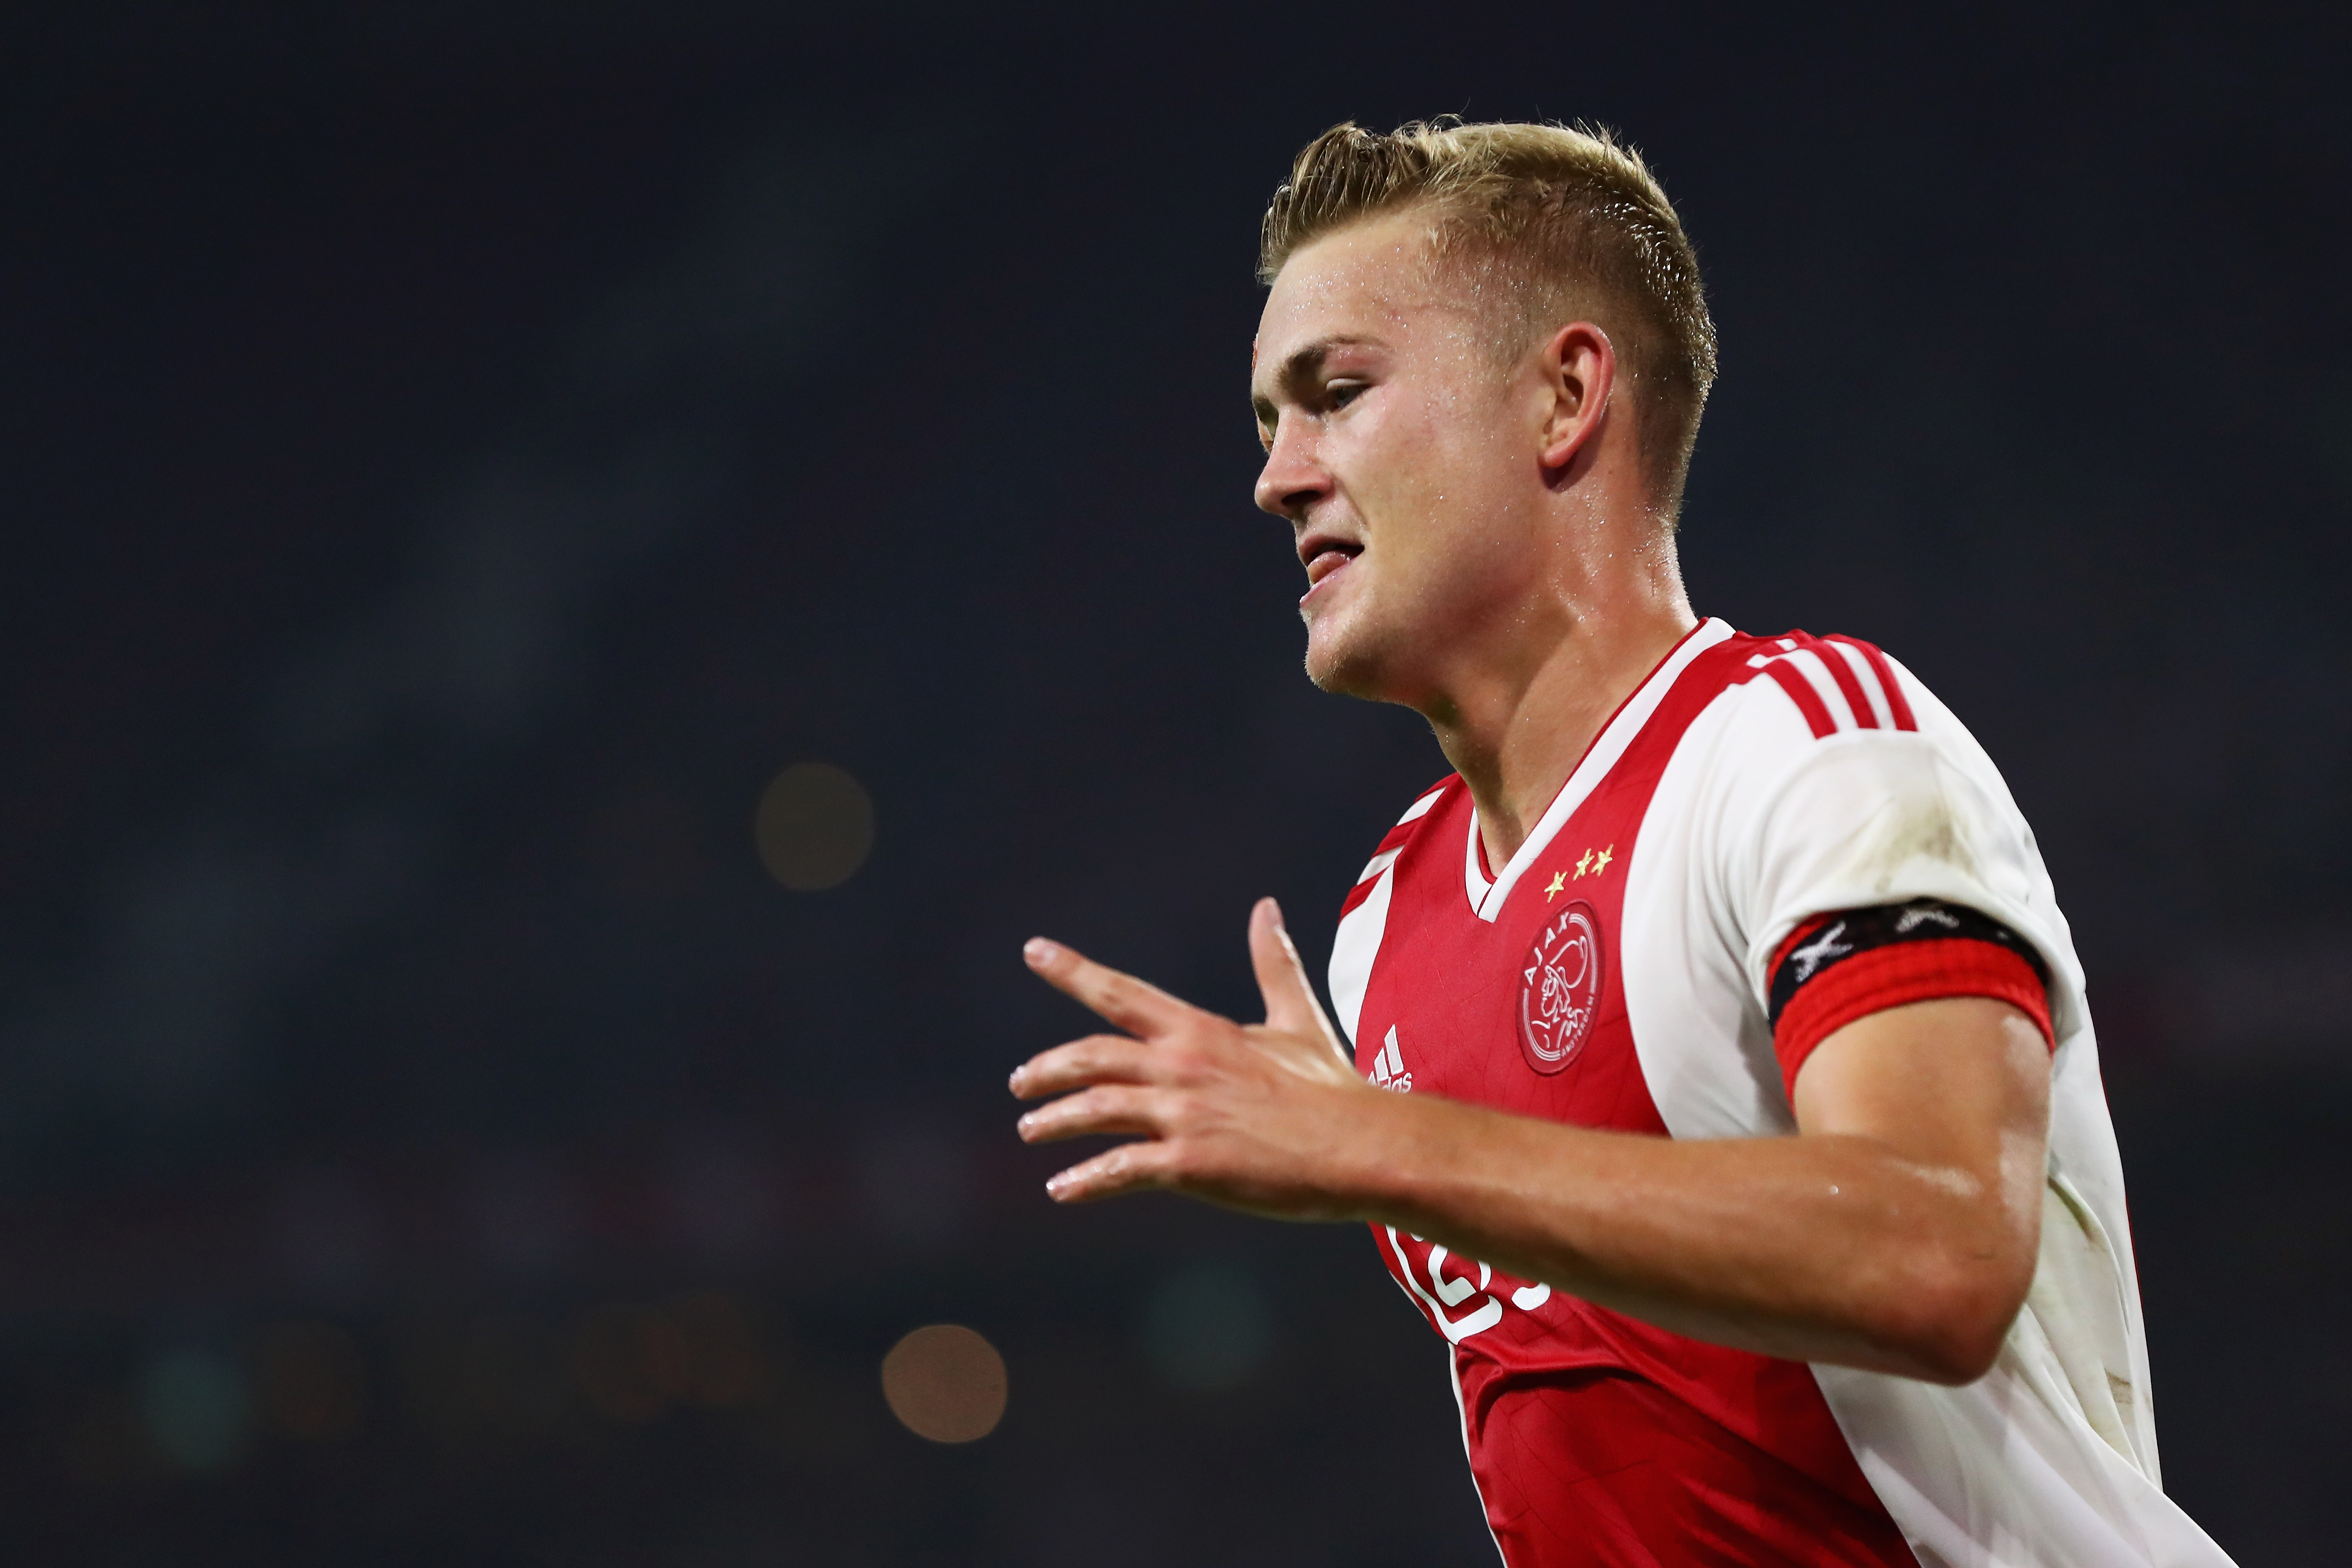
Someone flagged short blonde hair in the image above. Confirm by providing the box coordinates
[1260,119,1718,518]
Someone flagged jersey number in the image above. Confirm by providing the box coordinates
[1386,1227,1551,1343]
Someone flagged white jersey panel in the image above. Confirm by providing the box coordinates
[1619,650,2236,1568]
[1329,866,1393,1051]
[1328,784,1446,1050]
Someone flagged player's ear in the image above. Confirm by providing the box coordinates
[1537,322,1615,477]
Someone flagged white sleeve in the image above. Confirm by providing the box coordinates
[1709,672,2087,1041]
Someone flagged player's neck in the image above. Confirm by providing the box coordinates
[1427,536,1696,873]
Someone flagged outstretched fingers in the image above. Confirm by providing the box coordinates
[1016,1084,1164,1145]
[1042,1138,1184,1204]
[1248,897,1346,1056]
[1009,1034,1155,1100]
[1023,936,1197,1038]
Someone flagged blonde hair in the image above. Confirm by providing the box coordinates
[1260,119,1718,518]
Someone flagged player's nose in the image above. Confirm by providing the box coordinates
[1253,416,1330,520]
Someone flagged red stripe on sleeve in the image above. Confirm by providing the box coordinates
[1759,659,1839,738]
[1774,937,2054,1101]
[1825,635,1918,732]
[1791,633,1880,730]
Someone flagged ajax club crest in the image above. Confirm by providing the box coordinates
[1518,900,1603,1075]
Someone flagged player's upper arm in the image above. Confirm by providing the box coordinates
[1791,994,2054,1382]
[1790,993,2051,1172]
[1702,651,2067,1375]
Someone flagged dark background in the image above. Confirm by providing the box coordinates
[0,3,2345,1562]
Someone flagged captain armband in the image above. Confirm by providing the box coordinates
[1765,899,2055,1097]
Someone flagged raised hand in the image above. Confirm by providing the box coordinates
[1009,897,1385,1217]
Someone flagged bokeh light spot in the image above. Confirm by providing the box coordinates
[753,762,874,891]
[879,1323,1005,1443]
[141,1348,251,1471]
[1140,1262,1271,1393]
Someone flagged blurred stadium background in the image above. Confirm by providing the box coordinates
[0,3,2345,1563]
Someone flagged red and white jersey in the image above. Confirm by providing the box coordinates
[1330,619,2236,1568]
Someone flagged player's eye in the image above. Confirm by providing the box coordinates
[1327,380,1368,410]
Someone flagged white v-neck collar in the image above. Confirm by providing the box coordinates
[1463,618,1731,922]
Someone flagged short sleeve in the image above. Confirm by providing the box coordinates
[1717,712,2082,1048]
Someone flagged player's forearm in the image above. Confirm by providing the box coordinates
[1339,1089,2033,1383]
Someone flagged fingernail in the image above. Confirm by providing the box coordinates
[1007,1066,1025,1094]
[1023,937,1057,966]
[1044,1172,1069,1198]
[1264,896,1286,930]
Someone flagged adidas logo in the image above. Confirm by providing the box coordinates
[1368,1026,1413,1093]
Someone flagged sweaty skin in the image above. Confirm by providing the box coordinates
[1012,211,2049,1386]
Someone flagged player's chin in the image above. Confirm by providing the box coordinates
[1302,619,1396,701]
[1302,644,1368,698]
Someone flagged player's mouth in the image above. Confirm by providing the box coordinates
[1298,534,1362,603]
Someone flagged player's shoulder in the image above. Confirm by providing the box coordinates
[1674,627,2000,814]
[1685,627,2030,846]
[1707,628,1929,744]
[1390,775,1459,825]
[1338,774,1460,914]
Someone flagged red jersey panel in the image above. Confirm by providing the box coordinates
[1332,619,2233,1566]
[1348,630,1915,1567]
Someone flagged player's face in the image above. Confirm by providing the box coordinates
[1251,212,1549,704]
